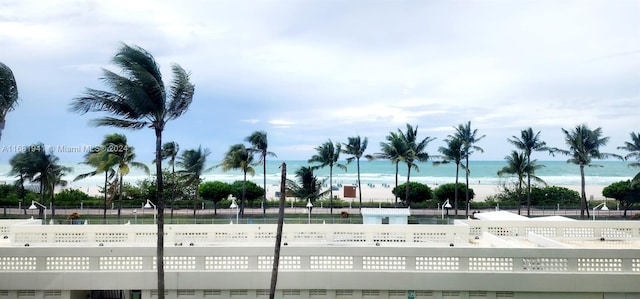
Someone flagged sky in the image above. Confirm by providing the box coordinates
[1,0,639,165]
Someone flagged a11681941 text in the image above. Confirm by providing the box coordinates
[1,144,45,153]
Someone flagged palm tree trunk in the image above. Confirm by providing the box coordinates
[154,128,166,299]
[329,165,334,219]
[50,182,55,219]
[118,174,123,223]
[454,163,460,216]
[517,180,522,215]
[394,162,399,207]
[37,182,45,221]
[526,155,532,217]
[241,171,247,217]
[171,163,175,220]
[263,157,267,217]
[269,163,287,299]
[580,163,587,218]
[404,163,412,208]
[357,158,362,210]
[103,172,108,223]
[465,157,470,217]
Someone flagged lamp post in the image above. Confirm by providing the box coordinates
[143,200,157,224]
[592,202,608,221]
[441,199,452,220]
[306,198,313,224]
[28,200,47,225]
[230,199,239,224]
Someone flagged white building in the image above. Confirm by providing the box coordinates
[0,215,639,299]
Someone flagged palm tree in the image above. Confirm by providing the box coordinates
[159,141,179,219]
[398,124,435,208]
[308,140,346,218]
[69,43,195,298]
[497,151,546,215]
[286,166,329,203]
[8,152,29,214]
[373,132,406,207]
[74,135,119,222]
[219,144,255,217]
[552,124,619,218]
[17,144,71,219]
[451,121,485,217]
[105,133,149,222]
[245,131,276,216]
[177,146,212,218]
[508,128,548,216]
[434,137,464,215]
[341,136,369,210]
[0,62,19,143]
[618,132,640,168]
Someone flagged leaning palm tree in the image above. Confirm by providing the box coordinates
[21,144,71,219]
[451,121,485,217]
[105,134,149,222]
[341,135,368,210]
[373,132,406,207]
[158,141,179,219]
[69,43,195,299]
[219,144,255,217]
[245,131,276,216]
[551,124,620,218]
[398,124,435,208]
[177,146,212,218]
[308,140,346,218]
[434,137,464,215]
[508,128,548,216]
[0,62,19,143]
[618,132,640,168]
[497,151,546,215]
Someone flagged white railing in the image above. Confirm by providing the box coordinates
[7,222,470,246]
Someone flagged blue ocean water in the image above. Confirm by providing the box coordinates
[2,160,633,190]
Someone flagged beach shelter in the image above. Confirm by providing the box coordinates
[361,208,411,224]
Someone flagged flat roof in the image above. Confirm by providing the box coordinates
[360,208,411,216]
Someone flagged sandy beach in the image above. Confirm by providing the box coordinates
[314,183,609,204]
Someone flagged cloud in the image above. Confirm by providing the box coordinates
[0,0,638,163]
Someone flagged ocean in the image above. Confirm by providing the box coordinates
[0,160,637,191]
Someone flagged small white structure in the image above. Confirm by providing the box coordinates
[361,208,410,224]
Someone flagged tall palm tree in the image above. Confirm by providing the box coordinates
[69,43,195,298]
[618,132,640,168]
[74,135,119,222]
[552,124,619,218]
[398,124,435,208]
[508,128,548,216]
[308,140,346,218]
[497,151,545,215]
[451,121,485,217]
[159,141,179,219]
[341,135,369,210]
[219,144,254,217]
[373,132,406,207]
[177,146,212,218]
[0,62,19,143]
[104,133,149,222]
[245,131,276,216]
[434,137,464,215]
